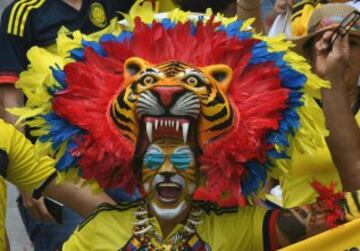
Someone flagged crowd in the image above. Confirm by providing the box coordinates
[0,0,359,250]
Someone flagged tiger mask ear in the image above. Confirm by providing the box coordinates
[201,64,233,93]
[124,57,150,79]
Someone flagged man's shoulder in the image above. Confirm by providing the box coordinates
[193,200,239,215]
[0,120,14,149]
[78,200,142,230]
[195,201,268,228]
[1,0,48,37]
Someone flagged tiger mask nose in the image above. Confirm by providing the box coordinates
[151,86,185,107]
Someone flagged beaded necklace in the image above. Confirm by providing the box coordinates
[132,201,203,251]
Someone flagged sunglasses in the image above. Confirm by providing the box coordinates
[327,10,360,50]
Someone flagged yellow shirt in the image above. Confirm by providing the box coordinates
[0,179,6,250]
[63,201,269,251]
[280,112,360,208]
[0,119,55,250]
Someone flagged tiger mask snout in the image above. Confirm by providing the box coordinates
[110,57,234,146]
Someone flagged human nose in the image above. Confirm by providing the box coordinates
[158,158,176,174]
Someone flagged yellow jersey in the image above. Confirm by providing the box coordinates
[63,201,274,251]
[0,119,55,250]
[280,112,360,208]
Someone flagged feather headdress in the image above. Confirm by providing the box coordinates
[13,6,328,206]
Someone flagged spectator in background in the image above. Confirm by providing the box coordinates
[264,0,295,32]
[0,0,135,249]
[173,0,237,17]
[279,3,360,208]
[236,0,265,32]
[262,0,276,20]
[0,118,115,250]
[305,4,360,191]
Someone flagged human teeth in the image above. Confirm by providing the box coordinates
[176,121,180,131]
[165,120,168,126]
[182,122,189,143]
[146,122,153,142]
[160,120,163,126]
[155,119,159,130]
[159,183,180,188]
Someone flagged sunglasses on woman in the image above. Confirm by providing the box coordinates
[327,10,360,50]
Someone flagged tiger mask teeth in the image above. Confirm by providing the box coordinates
[145,118,190,143]
[111,57,234,146]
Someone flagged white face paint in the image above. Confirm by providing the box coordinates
[143,183,150,193]
[150,201,189,220]
[141,139,198,221]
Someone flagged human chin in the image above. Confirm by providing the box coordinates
[147,174,195,220]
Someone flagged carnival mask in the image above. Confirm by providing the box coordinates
[110,57,234,146]
[142,138,198,220]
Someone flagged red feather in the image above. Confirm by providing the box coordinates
[52,20,291,201]
[311,180,345,228]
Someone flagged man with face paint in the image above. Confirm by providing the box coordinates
[142,139,197,225]
[64,136,360,250]
[64,138,270,250]
[15,6,360,250]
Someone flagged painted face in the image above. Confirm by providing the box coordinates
[142,138,198,220]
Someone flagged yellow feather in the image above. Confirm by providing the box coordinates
[7,107,45,125]
[168,8,190,23]
[82,180,103,194]
[241,18,255,31]
[129,0,155,24]
[253,32,329,179]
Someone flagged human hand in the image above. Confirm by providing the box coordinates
[273,0,295,15]
[312,27,350,85]
[20,191,56,223]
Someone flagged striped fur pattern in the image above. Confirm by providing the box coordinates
[110,57,234,145]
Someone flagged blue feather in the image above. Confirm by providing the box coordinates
[81,39,106,56]
[51,66,67,89]
[242,161,268,196]
[267,150,289,159]
[43,113,83,150]
[99,34,118,43]
[56,141,78,171]
[70,48,85,60]
[161,18,176,30]
[117,31,133,42]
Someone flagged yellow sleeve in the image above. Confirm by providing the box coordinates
[198,206,268,250]
[0,119,55,192]
[63,203,141,250]
[0,179,6,251]
[62,216,97,251]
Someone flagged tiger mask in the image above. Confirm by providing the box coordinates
[110,57,234,147]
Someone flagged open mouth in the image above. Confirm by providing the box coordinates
[155,182,182,203]
[144,117,192,143]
